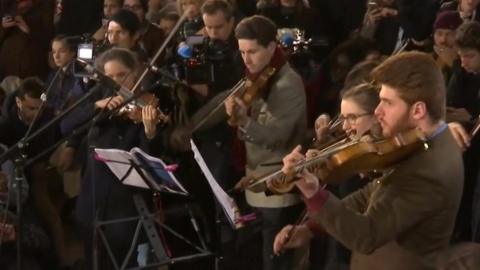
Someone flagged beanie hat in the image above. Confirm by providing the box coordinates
[433,11,463,31]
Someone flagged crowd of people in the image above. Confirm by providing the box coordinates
[1,0,480,269]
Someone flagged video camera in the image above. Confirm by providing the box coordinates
[173,35,230,85]
[76,34,97,63]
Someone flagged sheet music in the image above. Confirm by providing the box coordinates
[131,148,188,195]
[94,148,188,195]
[190,140,236,228]
[94,148,149,189]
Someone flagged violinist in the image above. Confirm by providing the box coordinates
[274,52,464,270]
[225,15,307,270]
[311,83,382,199]
[297,83,382,269]
[313,83,382,149]
[75,48,160,269]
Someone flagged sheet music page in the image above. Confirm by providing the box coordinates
[190,140,236,227]
[94,148,149,189]
[131,147,188,195]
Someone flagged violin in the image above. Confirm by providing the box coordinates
[113,8,194,124]
[186,66,277,132]
[236,128,427,194]
[228,66,276,125]
[116,86,169,124]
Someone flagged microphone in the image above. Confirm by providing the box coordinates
[278,29,295,47]
[177,42,193,59]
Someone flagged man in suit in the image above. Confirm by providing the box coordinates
[274,51,464,270]
[225,15,307,270]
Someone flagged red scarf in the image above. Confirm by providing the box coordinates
[245,46,287,81]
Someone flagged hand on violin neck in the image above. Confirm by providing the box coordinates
[282,145,304,176]
[305,149,321,160]
[225,96,249,126]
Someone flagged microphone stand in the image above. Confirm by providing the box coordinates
[0,68,153,268]
[0,64,68,270]
[0,80,108,270]
[24,80,169,167]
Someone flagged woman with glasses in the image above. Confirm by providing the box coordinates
[283,82,382,269]
[313,82,382,149]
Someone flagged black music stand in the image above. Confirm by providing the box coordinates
[93,152,212,270]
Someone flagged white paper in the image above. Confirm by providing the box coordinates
[190,140,237,228]
[94,148,188,195]
[94,148,149,189]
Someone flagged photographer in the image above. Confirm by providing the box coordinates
[177,0,205,39]
[174,0,244,181]
[181,0,244,98]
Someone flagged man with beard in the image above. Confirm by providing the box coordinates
[274,51,464,270]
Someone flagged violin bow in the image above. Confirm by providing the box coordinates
[130,7,193,94]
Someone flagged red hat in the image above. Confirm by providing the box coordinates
[433,11,463,31]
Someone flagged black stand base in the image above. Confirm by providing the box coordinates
[93,194,212,270]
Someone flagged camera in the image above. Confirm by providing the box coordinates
[78,43,94,61]
[174,36,230,85]
[75,34,97,63]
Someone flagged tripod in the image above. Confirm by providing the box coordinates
[93,158,212,269]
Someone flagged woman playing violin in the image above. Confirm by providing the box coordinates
[278,83,382,269]
[313,82,382,150]
[274,52,464,270]
[75,48,161,269]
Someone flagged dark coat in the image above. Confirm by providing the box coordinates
[308,128,464,270]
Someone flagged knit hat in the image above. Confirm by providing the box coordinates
[433,11,463,31]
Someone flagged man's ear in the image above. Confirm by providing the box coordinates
[411,101,427,121]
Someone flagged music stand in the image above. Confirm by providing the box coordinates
[93,148,212,270]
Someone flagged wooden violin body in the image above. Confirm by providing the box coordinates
[228,66,276,125]
[117,87,169,124]
[237,128,427,194]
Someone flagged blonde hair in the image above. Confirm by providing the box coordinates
[177,0,206,15]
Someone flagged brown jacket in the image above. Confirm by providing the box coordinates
[308,127,464,270]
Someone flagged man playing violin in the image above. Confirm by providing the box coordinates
[274,51,464,270]
[225,15,307,270]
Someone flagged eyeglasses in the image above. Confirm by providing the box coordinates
[339,113,371,125]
